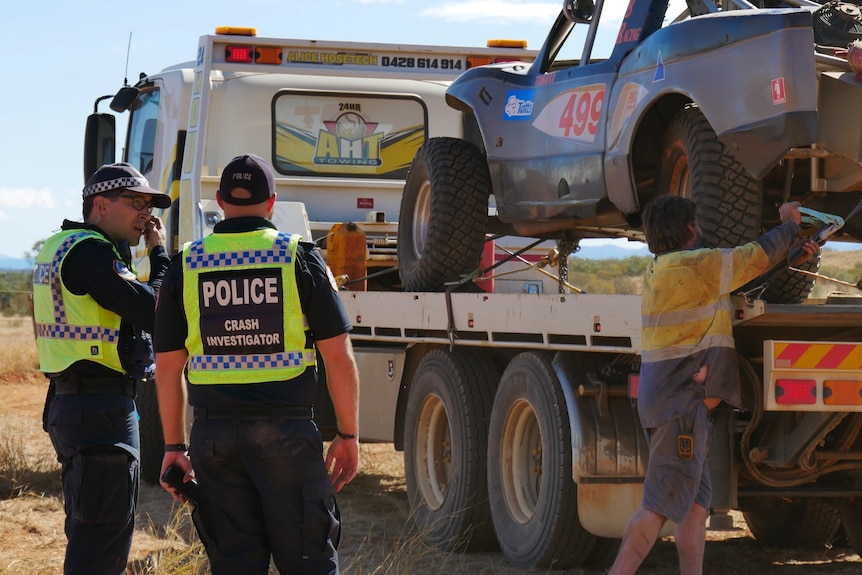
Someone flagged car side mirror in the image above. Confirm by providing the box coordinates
[563,0,594,23]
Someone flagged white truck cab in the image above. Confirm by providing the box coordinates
[85,27,535,278]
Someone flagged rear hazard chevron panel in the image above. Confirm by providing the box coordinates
[765,340,862,412]
[773,342,862,370]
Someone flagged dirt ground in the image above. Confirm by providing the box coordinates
[2,372,862,574]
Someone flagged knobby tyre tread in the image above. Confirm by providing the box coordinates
[398,137,490,292]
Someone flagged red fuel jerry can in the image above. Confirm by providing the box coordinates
[326,222,367,291]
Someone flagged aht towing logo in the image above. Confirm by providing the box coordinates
[313,112,384,166]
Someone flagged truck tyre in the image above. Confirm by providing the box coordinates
[404,349,500,551]
[136,379,164,485]
[743,497,841,548]
[488,352,597,569]
[838,499,862,556]
[398,137,490,292]
[657,104,816,303]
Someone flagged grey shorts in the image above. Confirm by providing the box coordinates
[642,402,713,524]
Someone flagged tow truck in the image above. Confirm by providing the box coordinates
[82,1,862,569]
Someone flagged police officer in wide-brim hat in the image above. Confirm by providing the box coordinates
[33,162,169,574]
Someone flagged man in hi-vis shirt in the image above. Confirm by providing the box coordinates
[154,154,360,575]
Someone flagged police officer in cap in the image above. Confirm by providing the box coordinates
[154,153,360,575]
[33,162,171,574]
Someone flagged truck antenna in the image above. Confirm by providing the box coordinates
[123,31,132,86]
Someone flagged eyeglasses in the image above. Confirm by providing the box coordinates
[118,194,153,212]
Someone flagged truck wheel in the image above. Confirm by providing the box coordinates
[743,497,841,547]
[136,378,164,485]
[488,352,597,568]
[839,499,862,556]
[404,349,500,551]
[657,104,815,303]
[398,137,490,291]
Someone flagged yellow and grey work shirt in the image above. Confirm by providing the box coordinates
[32,230,125,374]
[182,228,316,385]
[637,221,799,428]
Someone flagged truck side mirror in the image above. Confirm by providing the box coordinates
[83,113,116,182]
[563,0,594,23]
[110,85,140,113]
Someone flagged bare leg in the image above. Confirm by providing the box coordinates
[674,503,708,575]
[608,506,666,575]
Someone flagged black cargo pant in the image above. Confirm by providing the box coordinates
[46,392,140,575]
[189,408,341,575]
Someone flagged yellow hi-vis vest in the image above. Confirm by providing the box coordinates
[641,243,771,363]
[182,229,316,385]
[32,230,125,374]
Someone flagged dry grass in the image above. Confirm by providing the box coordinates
[0,318,38,376]
[0,321,56,500]
[127,505,208,575]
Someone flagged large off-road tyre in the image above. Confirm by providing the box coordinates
[659,104,762,248]
[404,349,500,552]
[761,253,821,304]
[743,497,842,548]
[657,104,816,303]
[136,378,164,485]
[398,137,491,292]
[488,352,597,569]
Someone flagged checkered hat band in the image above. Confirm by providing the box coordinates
[185,234,295,270]
[190,350,316,371]
[35,322,120,342]
[83,176,148,197]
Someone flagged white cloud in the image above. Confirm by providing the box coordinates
[421,1,559,24]
[0,187,56,209]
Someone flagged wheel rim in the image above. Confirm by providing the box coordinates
[669,155,691,198]
[500,399,542,524]
[414,393,451,511]
[412,179,432,259]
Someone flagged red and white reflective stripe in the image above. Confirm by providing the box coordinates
[774,342,862,370]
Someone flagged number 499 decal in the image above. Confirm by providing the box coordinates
[533,84,606,143]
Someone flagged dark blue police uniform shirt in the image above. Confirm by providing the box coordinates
[153,216,352,407]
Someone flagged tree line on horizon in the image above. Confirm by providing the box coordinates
[0,255,655,317]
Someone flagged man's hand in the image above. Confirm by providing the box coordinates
[325,436,360,492]
[778,201,803,226]
[144,216,167,250]
[790,239,821,266]
[159,451,195,503]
